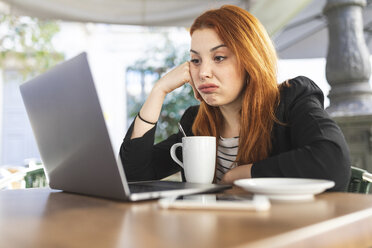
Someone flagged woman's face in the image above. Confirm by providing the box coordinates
[190,28,245,108]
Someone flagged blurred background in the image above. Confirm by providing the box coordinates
[1,0,371,189]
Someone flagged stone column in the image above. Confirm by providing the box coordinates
[324,0,372,116]
[323,0,372,173]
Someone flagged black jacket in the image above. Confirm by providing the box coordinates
[120,76,351,191]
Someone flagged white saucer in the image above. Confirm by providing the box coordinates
[234,178,335,202]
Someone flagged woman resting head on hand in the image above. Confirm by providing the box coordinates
[121,5,351,191]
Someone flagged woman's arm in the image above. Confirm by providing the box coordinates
[252,77,351,191]
[131,62,194,139]
[120,104,199,181]
[120,62,199,181]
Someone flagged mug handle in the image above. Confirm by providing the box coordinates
[170,143,183,168]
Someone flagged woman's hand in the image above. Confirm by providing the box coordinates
[154,62,192,95]
[220,164,253,184]
[188,75,202,101]
[154,61,202,101]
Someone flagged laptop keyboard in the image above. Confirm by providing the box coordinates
[128,182,181,193]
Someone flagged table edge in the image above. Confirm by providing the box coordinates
[243,207,372,248]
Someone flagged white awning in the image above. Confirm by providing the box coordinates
[1,0,312,35]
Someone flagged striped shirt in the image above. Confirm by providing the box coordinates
[216,136,239,182]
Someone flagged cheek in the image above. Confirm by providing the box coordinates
[228,65,243,80]
[190,67,199,82]
[224,69,245,95]
[230,68,245,87]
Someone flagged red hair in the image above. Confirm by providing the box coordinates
[190,5,280,165]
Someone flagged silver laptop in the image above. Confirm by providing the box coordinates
[19,52,228,201]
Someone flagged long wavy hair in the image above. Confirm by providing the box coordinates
[190,5,280,165]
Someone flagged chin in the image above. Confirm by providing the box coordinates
[203,100,220,107]
[201,95,220,106]
[206,103,220,107]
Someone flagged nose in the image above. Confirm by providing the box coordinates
[199,61,212,81]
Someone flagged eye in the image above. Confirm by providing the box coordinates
[190,58,200,65]
[214,56,227,63]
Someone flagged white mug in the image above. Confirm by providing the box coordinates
[170,136,216,184]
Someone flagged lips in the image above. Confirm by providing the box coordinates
[198,83,219,93]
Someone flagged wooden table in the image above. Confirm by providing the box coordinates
[1,188,372,248]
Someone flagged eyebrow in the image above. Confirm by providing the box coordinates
[190,44,227,55]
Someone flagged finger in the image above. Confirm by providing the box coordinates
[183,62,192,84]
[187,63,203,101]
[189,78,202,101]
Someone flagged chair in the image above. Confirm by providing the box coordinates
[347,166,372,194]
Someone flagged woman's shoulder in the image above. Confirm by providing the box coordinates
[279,76,325,107]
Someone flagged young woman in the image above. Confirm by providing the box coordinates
[120,5,350,191]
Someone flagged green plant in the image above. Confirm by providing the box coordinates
[0,13,64,77]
